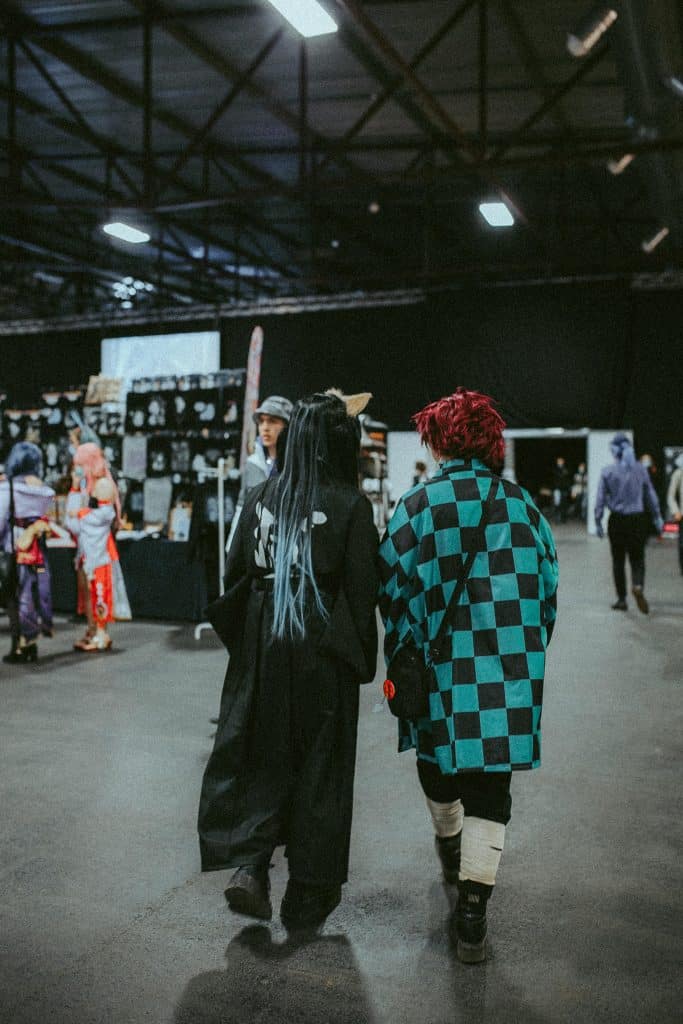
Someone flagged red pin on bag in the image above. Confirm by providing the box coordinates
[383,679,396,700]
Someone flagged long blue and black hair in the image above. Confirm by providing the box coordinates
[272,392,360,640]
[6,441,43,480]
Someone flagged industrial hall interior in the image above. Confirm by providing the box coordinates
[1,1,682,1023]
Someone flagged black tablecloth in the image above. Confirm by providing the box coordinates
[46,540,209,621]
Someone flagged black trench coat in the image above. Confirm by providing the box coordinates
[198,479,379,887]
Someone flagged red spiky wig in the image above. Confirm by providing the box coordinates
[412,388,506,471]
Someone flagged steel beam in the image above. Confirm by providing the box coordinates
[7,35,19,191]
[489,47,610,163]
[162,28,284,191]
[17,39,142,199]
[315,0,477,176]
[143,4,153,204]
[335,0,478,163]
[478,0,488,154]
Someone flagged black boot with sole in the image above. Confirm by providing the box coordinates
[280,880,341,932]
[224,864,272,921]
[450,879,493,964]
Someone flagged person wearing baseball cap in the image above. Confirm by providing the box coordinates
[226,395,293,551]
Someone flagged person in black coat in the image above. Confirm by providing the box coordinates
[198,391,379,931]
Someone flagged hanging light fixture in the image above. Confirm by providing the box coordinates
[567,6,618,58]
[607,153,635,175]
[641,227,670,254]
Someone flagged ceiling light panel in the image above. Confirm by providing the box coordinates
[265,0,337,38]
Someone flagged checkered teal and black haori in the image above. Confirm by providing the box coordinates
[378,458,558,775]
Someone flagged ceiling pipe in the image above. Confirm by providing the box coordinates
[610,0,683,243]
[567,5,618,58]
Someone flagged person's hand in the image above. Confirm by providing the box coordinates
[675,512,682,523]
[595,523,604,539]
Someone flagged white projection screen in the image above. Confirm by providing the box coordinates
[101,331,220,389]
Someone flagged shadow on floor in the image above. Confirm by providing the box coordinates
[173,924,376,1024]
[165,625,224,651]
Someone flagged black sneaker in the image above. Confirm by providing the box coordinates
[280,879,341,931]
[435,833,461,884]
[611,599,628,611]
[632,587,649,614]
[449,880,492,964]
[224,865,272,921]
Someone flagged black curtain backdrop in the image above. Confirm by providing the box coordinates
[1,283,681,463]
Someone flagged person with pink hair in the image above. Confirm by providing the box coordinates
[67,443,130,651]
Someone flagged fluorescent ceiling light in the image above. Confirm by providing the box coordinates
[265,0,337,38]
[102,221,150,244]
[478,202,514,227]
[641,227,669,254]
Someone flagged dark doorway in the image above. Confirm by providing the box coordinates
[514,437,587,515]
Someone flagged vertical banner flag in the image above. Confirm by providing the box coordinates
[240,325,263,474]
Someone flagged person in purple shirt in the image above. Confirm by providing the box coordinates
[0,442,56,663]
[595,433,663,614]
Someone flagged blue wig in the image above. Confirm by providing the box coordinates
[6,441,43,480]
[272,393,360,640]
[610,432,636,468]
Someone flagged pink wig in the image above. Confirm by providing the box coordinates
[73,442,121,522]
[412,388,506,471]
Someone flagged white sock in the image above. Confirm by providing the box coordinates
[460,816,506,886]
[425,797,464,838]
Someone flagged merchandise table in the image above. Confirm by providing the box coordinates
[46,539,208,621]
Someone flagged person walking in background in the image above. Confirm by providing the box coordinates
[199,391,378,932]
[595,433,663,613]
[0,442,55,664]
[552,455,571,523]
[666,453,683,575]
[226,395,292,550]
[67,443,130,652]
[570,461,588,520]
[378,388,558,964]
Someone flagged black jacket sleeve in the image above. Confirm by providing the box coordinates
[319,495,379,684]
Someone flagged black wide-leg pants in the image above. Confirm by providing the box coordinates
[607,511,648,599]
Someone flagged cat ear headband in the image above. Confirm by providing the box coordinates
[325,388,372,417]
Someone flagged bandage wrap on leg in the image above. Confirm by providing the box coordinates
[459,816,505,886]
[426,797,464,838]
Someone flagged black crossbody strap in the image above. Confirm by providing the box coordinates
[8,478,15,552]
[433,476,498,644]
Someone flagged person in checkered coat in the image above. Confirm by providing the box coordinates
[378,388,558,963]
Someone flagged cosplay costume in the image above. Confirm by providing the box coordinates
[379,455,558,962]
[595,433,663,612]
[379,458,558,776]
[0,477,55,653]
[198,477,378,889]
[66,489,131,628]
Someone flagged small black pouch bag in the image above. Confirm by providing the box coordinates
[383,480,496,720]
[0,480,17,608]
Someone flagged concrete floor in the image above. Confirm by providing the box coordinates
[1,525,681,1024]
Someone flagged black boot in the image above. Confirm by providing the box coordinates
[435,832,461,884]
[449,880,493,964]
[3,641,37,664]
[224,864,272,921]
[280,879,342,932]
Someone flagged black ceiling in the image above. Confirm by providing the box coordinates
[1,0,682,323]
